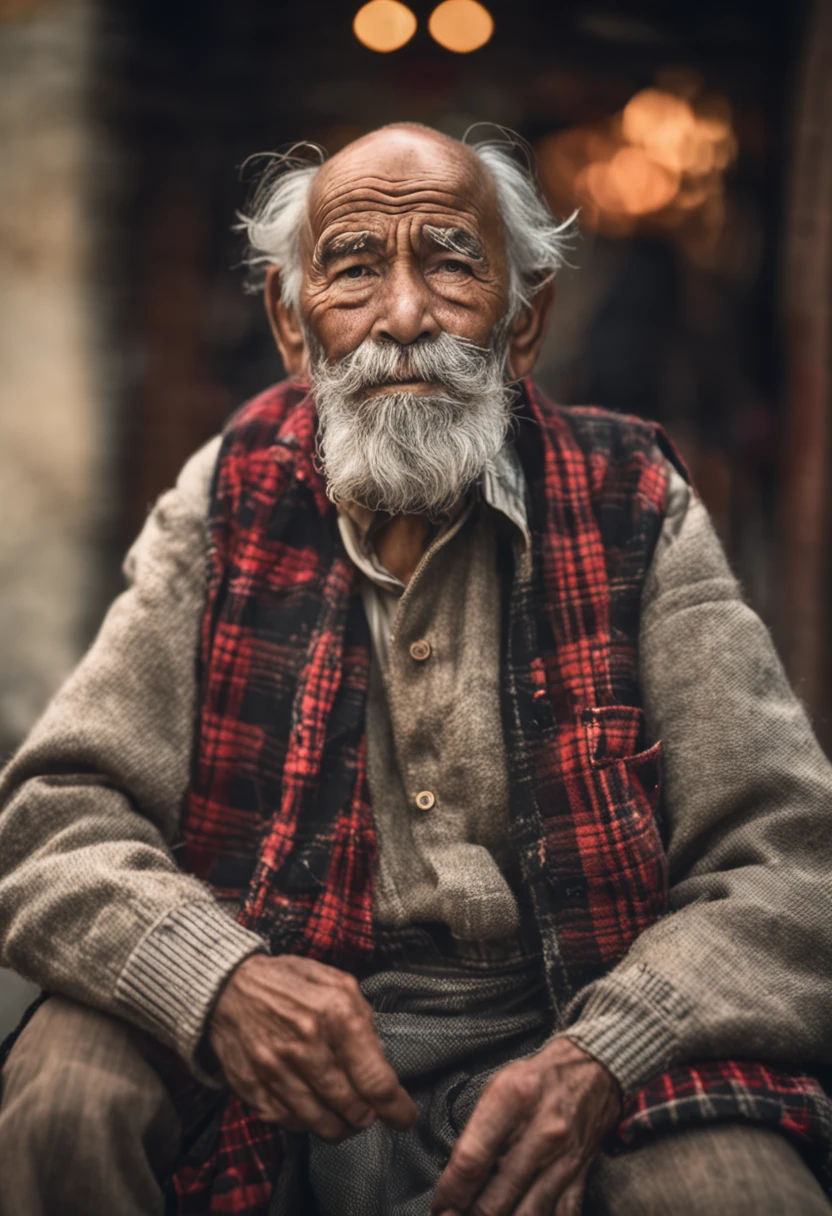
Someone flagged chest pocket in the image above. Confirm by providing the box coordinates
[540,704,668,969]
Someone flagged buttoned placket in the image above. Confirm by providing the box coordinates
[385,497,476,817]
[336,446,534,940]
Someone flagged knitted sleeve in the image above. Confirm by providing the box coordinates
[563,463,832,1094]
[0,436,265,1079]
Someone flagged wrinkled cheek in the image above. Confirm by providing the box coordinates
[430,295,510,348]
[301,291,376,362]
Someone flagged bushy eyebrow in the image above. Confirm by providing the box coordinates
[423,225,486,263]
[317,230,380,267]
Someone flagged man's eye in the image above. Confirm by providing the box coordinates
[441,259,471,274]
[340,265,368,279]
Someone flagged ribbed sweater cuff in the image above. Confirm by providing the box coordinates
[115,900,266,1081]
[561,963,693,1097]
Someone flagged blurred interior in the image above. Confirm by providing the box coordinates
[0,0,831,1018]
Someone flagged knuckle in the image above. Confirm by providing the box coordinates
[539,1116,570,1150]
[339,972,361,999]
[360,1067,398,1103]
[342,1005,370,1034]
[248,1044,274,1074]
[325,993,353,1025]
[314,1066,344,1094]
[313,1118,349,1144]
[451,1145,485,1183]
[501,1067,538,1104]
[319,1072,353,1107]
[292,1013,319,1042]
[282,1038,316,1067]
[491,1060,521,1086]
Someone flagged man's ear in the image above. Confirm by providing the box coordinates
[506,279,555,380]
[264,266,306,375]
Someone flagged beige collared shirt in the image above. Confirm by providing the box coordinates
[337,445,532,668]
[337,446,532,940]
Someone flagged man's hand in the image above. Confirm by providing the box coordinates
[431,1037,620,1216]
[208,953,417,1142]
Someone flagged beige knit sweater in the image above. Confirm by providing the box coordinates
[2,436,832,1099]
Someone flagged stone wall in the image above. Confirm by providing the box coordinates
[0,0,102,1027]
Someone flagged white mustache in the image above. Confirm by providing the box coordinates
[311,332,503,404]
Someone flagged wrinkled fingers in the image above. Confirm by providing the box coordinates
[264,1064,354,1142]
[331,1004,417,1129]
[514,1154,586,1216]
[290,1039,376,1129]
[462,1123,570,1216]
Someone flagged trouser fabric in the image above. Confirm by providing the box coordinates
[0,993,830,1216]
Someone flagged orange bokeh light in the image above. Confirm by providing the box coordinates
[428,0,494,53]
[622,89,697,174]
[578,148,679,218]
[536,81,738,243]
[353,0,417,53]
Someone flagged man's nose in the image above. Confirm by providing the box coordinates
[371,263,440,347]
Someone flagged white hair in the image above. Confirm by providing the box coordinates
[473,140,574,316]
[236,146,324,310]
[237,133,573,319]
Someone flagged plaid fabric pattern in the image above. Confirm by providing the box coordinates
[181,383,376,965]
[500,401,674,1002]
[172,377,830,1212]
[618,1061,832,1179]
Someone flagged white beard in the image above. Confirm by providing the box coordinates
[309,331,515,518]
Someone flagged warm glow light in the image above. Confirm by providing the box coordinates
[534,77,737,245]
[577,148,679,218]
[428,0,494,53]
[353,0,417,53]
[622,89,697,174]
[621,88,737,180]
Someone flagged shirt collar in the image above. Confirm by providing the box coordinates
[337,441,532,592]
[482,442,532,558]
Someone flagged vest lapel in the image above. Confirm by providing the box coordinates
[184,384,376,965]
[502,380,669,1011]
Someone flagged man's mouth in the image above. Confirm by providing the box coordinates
[364,379,437,395]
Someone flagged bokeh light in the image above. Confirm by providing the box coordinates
[535,77,738,249]
[577,147,679,218]
[428,0,494,54]
[353,0,417,53]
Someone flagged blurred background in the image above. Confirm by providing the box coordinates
[0,0,830,1025]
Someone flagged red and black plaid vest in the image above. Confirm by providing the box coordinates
[173,378,830,1213]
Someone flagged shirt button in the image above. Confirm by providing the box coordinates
[409,639,431,661]
[415,790,436,811]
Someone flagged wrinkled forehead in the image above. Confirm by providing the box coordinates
[306,129,504,255]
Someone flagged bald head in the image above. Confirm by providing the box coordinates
[309,123,498,225]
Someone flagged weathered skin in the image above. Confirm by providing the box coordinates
[265,124,550,383]
[209,125,618,1216]
[299,126,509,365]
[264,125,554,582]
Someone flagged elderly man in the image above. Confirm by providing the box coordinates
[0,123,831,1216]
